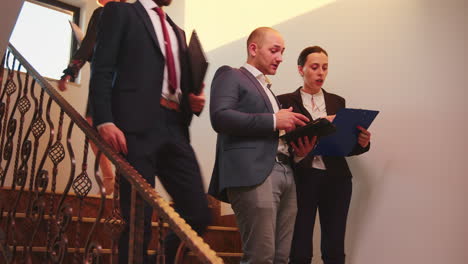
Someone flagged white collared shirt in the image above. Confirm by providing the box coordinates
[242,63,279,127]
[139,0,182,103]
[300,88,327,170]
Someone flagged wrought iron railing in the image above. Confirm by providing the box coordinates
[0,44,222,263]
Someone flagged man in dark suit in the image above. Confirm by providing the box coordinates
[208,27,310,263]
[89,0,210,263]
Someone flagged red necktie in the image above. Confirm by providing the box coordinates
[154,7,177,94]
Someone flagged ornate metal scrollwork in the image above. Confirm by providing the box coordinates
[84,242,103,264]
[0,167,4,186]
[48,141,65,166]
[29,197,46,223]
[3,119,17,161]
[5,79,16,96]
[35,169,49,192]
[49,234,68,264]
[0,103,5,142]
[0,227,13,263]
[17,96,31,115]
[72,171,92,199]
[31,117,46,139]
[104,208,127,240]
[56,204,73,233]
[0,103,5,119]
[15,140,31,187]
[15,168,27,187]
[49,204,73,264]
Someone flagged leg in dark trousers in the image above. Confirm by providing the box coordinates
[118,110,210,264]
[155,123,211,263]
[118,148,156,264]
[319,175,352,264]
[289,168,323,264]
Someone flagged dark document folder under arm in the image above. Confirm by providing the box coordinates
[187,30,208,95]
[312,108,379,156]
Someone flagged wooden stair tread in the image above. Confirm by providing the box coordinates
[0,188,237,227]
[2,212,238,231]
[10,246,242,257]
[1,188,242,262]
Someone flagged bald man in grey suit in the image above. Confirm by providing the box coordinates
[208,27,311,264]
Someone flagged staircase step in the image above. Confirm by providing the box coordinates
[5,212,241,253]
[185,251,242,264]
[1,188,243,261]
[201,226,241,253]
[0,187,114,219]
[8,246,242,263]
[0,188,236,226]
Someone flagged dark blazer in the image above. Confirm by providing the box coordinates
[208,66,279,202]
[90,1,194,136]
[277,87,370,178]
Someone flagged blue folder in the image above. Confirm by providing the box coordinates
[312,108,379,156]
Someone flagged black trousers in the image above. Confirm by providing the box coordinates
[290,167,352,264]
[118,108,211,264]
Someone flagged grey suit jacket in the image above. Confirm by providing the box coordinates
[208,66,279,202]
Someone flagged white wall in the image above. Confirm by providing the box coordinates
[187,0,468,263]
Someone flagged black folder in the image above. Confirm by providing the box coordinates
[312,108,379,156]
[280,118,337,143]
[187,30,208,95]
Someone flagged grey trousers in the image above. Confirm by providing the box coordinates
[227,162,297,264]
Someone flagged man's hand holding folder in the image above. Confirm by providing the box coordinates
[280,117,337,143]
[290,135,318,158]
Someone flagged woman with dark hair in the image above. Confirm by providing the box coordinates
[58,0,126,195]
[278,46,372,264]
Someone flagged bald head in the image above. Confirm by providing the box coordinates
[246,27,285,75]
[247,27,281,51]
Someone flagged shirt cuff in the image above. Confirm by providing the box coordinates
[293,155,305,163]
[97,122,114,131]
[273,114,276,131]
